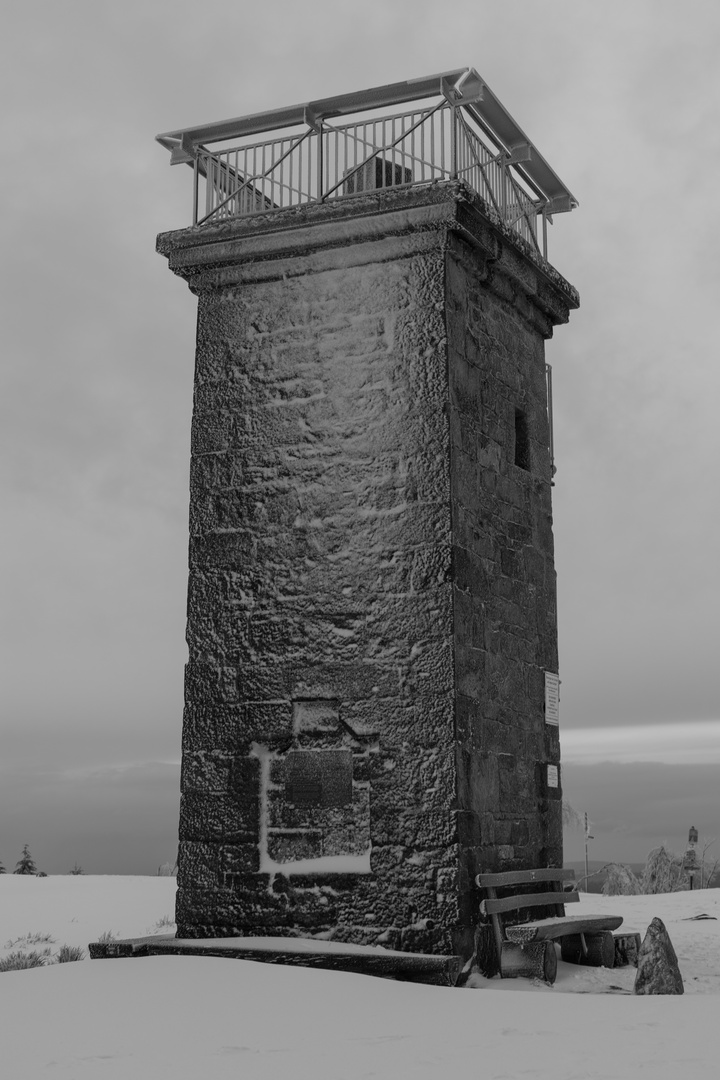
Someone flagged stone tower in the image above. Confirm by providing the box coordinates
[156,68,578,961]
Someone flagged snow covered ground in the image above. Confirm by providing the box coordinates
[2,875,719,1079]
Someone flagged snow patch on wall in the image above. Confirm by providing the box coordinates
[250,742,372,877]
[261,850,372,876]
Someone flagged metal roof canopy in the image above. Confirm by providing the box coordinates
[156,67,577,213]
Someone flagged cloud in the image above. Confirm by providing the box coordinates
[562,720,720,765]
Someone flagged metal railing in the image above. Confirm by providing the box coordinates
[188,102,550,259]
[159,70,578,265]
[454,113,541,252]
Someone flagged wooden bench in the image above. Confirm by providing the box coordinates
[476,868,624,984]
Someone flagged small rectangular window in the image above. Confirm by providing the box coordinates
[514,408,530,470]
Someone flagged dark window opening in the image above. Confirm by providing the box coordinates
[514,408,530,471]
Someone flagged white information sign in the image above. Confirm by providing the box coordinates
[547,764,559,788]
[544,671,559,726]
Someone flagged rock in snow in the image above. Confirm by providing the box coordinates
[634,917,684,995]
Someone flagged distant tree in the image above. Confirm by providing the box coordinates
[562,800,583,831]
[68,864,84,875]
[0,859,6,874]
[602,863,641,896]
[14,844,37,875]
[640,845,686,894]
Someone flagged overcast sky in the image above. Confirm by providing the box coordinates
[1,0,718,873]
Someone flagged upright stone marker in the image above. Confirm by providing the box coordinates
[156,68,579,962]
[634,917,684,994]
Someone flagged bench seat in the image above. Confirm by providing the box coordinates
[505,914,623,944]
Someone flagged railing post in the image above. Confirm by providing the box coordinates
[193,153,199,226]
[317,122,324,202]
[450,104,458,180]
[205,156,214,220]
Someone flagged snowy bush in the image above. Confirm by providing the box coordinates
[602,863,641,896]
[639,846,688,893]
[598,845,717,896]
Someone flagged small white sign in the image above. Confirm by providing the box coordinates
[544,671,559,726]
[547,764,559,788]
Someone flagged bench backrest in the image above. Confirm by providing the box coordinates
[476,868,575,888]
[476,868,577,918]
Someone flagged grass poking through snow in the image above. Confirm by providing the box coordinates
[1,932,85,971]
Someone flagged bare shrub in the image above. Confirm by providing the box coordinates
[55,944,85,963]
[5,932,55,949]
[0,950,48,972]
[148,914,175,934]
[697,839,720,889]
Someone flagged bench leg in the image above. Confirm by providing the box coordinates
[561,931,615,968]
[500,941,557,985]
[613,932,642,968]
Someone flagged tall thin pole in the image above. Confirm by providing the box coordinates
[584,812,590,892]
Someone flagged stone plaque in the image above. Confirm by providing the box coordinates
[289,779,323,806]
[547,764,559,788]
[285,750,353,808]
[544,671,559,726]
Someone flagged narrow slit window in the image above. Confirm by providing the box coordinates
[514,408,530,470]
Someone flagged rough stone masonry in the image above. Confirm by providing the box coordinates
[157,181,579,962]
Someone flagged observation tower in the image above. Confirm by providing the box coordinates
[156,67,579,960]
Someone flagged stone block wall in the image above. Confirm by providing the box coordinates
[445,228,564,932]
[157,185,577,958]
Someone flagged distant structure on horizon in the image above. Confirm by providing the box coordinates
[156,67,579,962]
